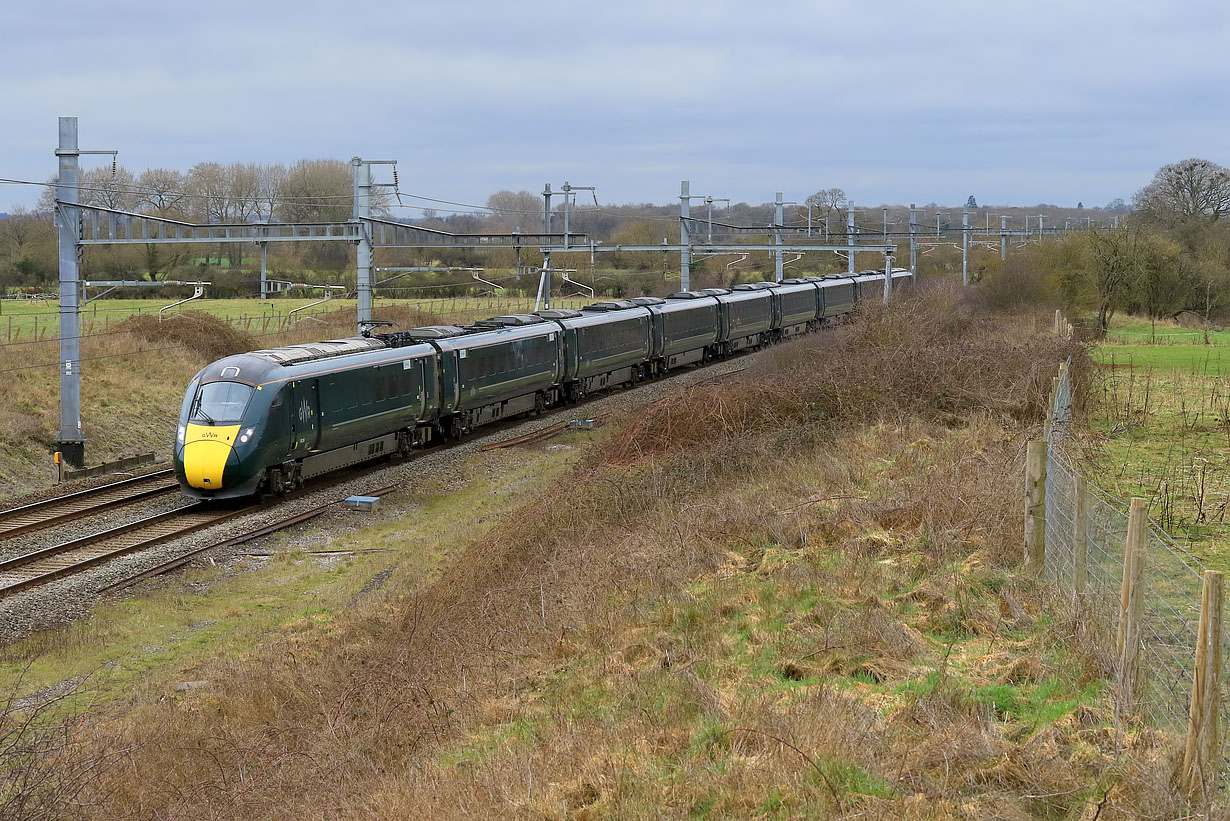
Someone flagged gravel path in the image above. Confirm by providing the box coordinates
[0,355,750,644]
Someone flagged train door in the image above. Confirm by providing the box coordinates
[290,379,320,452]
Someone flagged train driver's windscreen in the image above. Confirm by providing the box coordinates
[191,382,253,423]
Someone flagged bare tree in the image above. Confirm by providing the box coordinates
[80,166,138,212]
[132,169,188,278]
[1087,226,1135,332]
[227,163,263,224]
[805,187,846,212]
[278,159,352,223]
[34,177,58,216]
[186,162,232,224]
[0,206,57,286]
[135,168,186,218]
[254,163,286,222]
[1133,158,1230,227]
[485,190,540,231]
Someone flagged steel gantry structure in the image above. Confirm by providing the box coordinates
[541,181,898,292]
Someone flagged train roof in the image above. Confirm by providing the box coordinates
[245,337,389,366]
[582,300,638,311]
[471,314,547,328]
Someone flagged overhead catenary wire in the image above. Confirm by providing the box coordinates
[0,174,759,224]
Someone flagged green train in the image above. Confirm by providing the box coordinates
[174,270,912,499]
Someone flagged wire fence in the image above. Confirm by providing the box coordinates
[1042,356,1229,792]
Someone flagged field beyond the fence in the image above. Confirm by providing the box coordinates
[1088,315,1230,569]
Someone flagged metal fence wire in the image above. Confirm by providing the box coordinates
[1043,356,1230,783]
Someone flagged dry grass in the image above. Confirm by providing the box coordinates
[0,284,1208,820]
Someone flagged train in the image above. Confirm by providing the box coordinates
[174,269,913,499]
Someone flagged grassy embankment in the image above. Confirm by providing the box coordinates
[2,285,1206,820]
[1085,314,1230,567]
[0,443,581,709]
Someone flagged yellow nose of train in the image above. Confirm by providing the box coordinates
[182,424,241,489]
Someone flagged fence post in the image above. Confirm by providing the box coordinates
[1182,570,1224,797]
[1115,497,1148,715]
[1025,440,1048,575]
[1073,475,1088,603]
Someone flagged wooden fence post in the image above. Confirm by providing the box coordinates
[1182,570,1224,798]
[1025,440,1048,575]
[1115,497,1148,715]
[1073,475,1088,603]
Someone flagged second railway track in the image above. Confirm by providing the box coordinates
[0,469,179,540]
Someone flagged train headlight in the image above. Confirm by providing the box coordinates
[177,425,185,444]
[239,427,256,444]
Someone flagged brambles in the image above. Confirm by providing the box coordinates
[114,310,256,361]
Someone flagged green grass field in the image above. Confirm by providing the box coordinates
[1088,315,1230,568]
[0,294,593,341]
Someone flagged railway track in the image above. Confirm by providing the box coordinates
[0,504,256,598]
[102,417,600,592]
[1,357,738,601]
[0,470,178,540]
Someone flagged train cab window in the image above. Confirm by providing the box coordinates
[191,382,252,423]
[270,389,283,409]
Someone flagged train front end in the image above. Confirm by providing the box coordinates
[174,357,273,500]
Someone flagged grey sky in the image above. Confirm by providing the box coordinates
[2,0,1227,214]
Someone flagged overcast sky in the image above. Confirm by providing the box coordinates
[2,0,1227,215]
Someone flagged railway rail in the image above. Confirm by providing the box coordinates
[0,504,256,598]
[103,415,604,592]
[0,469,178,540]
